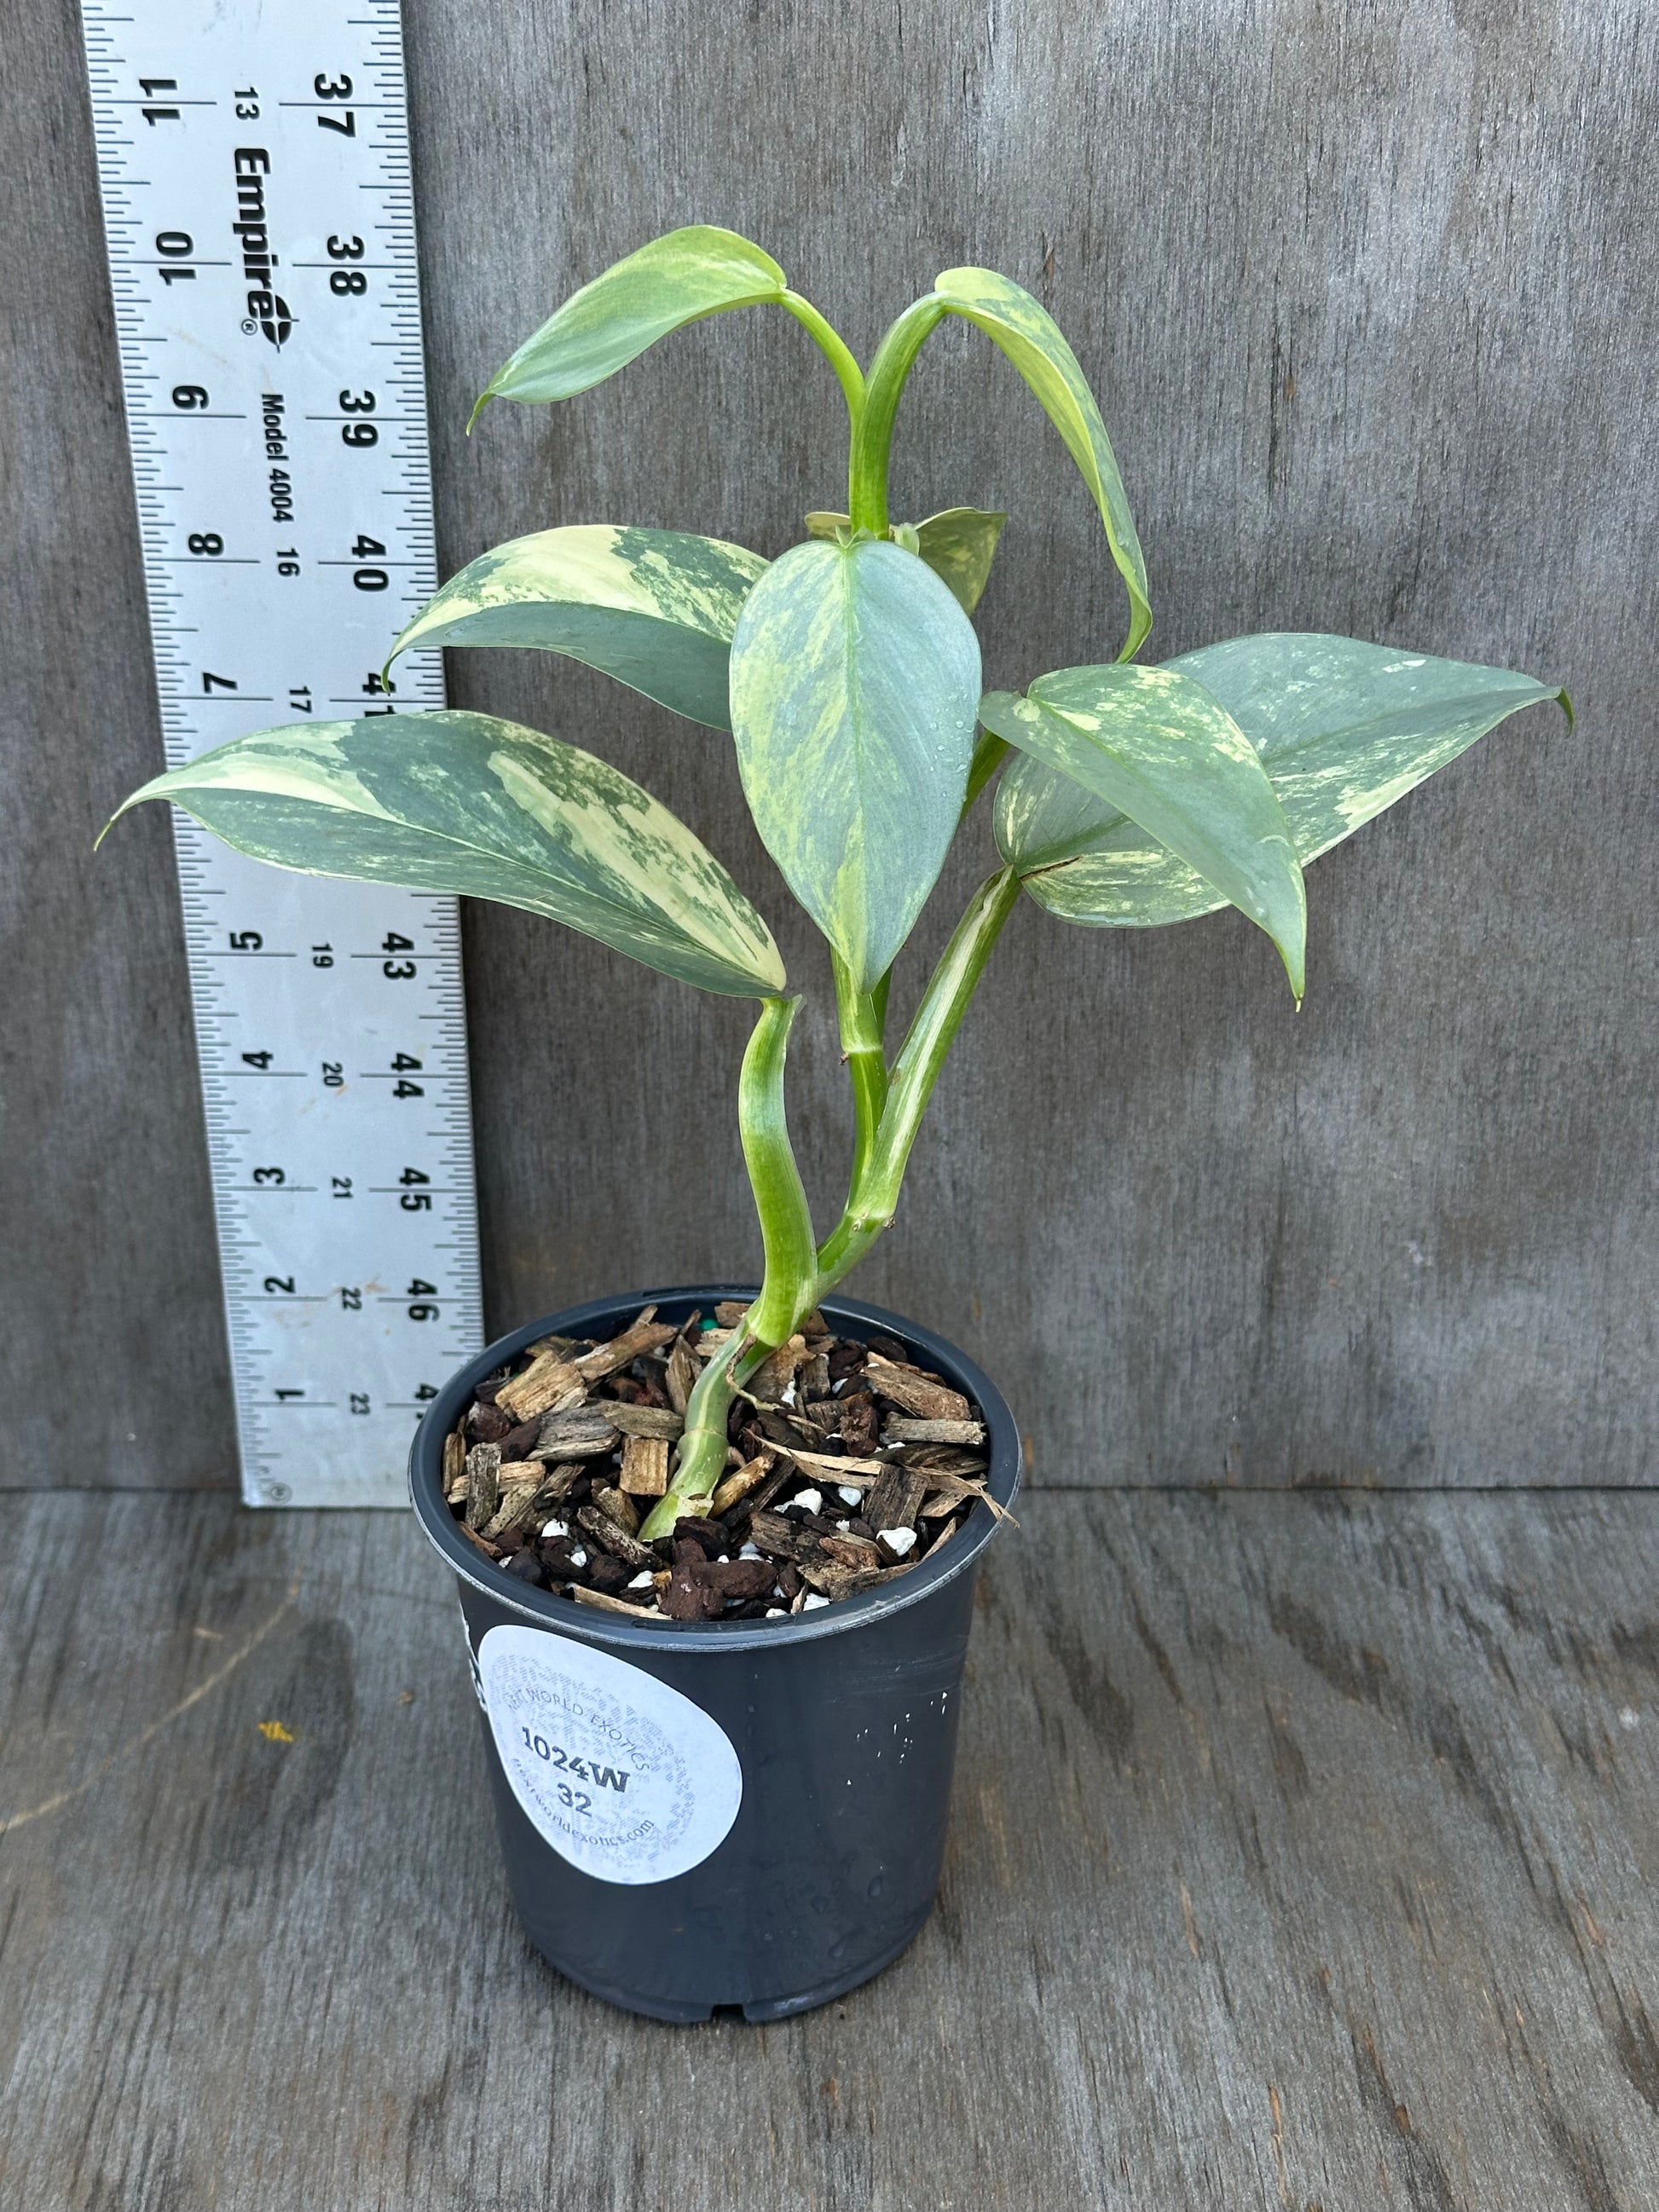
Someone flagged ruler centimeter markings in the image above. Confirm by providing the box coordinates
[80,0,483,1507]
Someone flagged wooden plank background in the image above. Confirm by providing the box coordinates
[4,1487,1657,2206]
[3,0,1655,1491]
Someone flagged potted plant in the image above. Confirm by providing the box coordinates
[108,226,1566,2020]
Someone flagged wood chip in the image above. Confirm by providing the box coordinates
[714,1301,751,1327]
[901,1444,989,1478]
[797,1559,887,1601]
[494,1351,584,1423]
[604,1402,683,1441]
[572,1308,678,1382]
[818,1531,884,1568]
[528,1462,581,1508]
[749,1509,802,1561]
[766,1444,890,1479]
[710,1451,774,1516]
[481,1477,544,1542]
[529,1406,621,1462]
[458,1522,504,1562]
[574,1505,657,1573]
[882,1417,986,1446]
[665,1339,697,1416]
[464,1441,500,1532]
[835,1392,881,1452]
[592,1483,641,1534]
[619,1435,670,1497]
[466,1398,514,1443]
[864,1463,928,1533]
[799,1349,831,1401]
[700,1557,777,1600]
[523,1332,581,1360]
[442,1429,466,1502]
[569,1585,659,1617]
[749,1335,807,1404]
[864,1354,973,1424]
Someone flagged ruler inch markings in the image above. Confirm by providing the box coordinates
[81,0,483,1509]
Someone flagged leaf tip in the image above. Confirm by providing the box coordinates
[465,389,491,436]
[1556,685,1575,732]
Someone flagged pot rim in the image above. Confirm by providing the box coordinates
[409,1283,1021,1654]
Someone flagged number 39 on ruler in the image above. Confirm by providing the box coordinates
[82,0,484,1506]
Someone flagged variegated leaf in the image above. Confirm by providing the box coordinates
[906,506,1007,615]
[728,539,981,991]
[388,524,766,729]
[933,267,1150,659]
[802,506,1008,615]
[106,711,786,998]
[995,633,1567,939]
[980,664,1306,995]
[472,226,788,424]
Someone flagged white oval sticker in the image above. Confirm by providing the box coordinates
[476,1624,743,1886]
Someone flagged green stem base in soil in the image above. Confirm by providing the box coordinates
[641,866,1018,1538]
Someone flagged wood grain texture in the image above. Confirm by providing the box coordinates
[4,0,1656,1486]
[0,0,236,1486]
[3,1489,1657,2207]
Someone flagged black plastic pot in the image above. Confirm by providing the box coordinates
[409,1285,1020,2022]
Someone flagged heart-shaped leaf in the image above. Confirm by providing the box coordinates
[388,524,766,729]
[729,539,981,991]
[106,711,786,997]
[802,506,1008,615]
[995,633,1568,938]
[472,225,788,424]
[933,267,1150,659]
[980,664,1306,994]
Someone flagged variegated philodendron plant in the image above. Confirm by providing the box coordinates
[110,225,1569,1535]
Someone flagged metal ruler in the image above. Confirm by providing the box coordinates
[80,0,483,1507]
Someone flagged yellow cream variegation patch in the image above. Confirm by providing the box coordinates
[107,711,785,1000]
[389,523,767,730]
[997,635,1569,960]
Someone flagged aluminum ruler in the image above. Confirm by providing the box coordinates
[80,0,483,1506]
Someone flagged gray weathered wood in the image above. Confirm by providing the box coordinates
[2,1489,1656,2207]
[4,0,1656,1486]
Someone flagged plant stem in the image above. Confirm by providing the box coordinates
[779,292,867,419]
[739,996,820,1346]
[833,952,888,1188]
[963,730,1009,817]
[781,292,868,507]
[642,873,1020,1537]
[640,994,818,1535]
[813,867,1020,1288]
[847,296,948,534]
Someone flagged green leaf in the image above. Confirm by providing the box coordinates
[980,664,1306,995]
[801,505,1006,615]
[910,507,1008,615]
[387,524,766,729]
[107,711,786,998]
[728,539,981,992]
[995,632,1567,942]
[472,225,788,424]
[933,267,1150,657]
